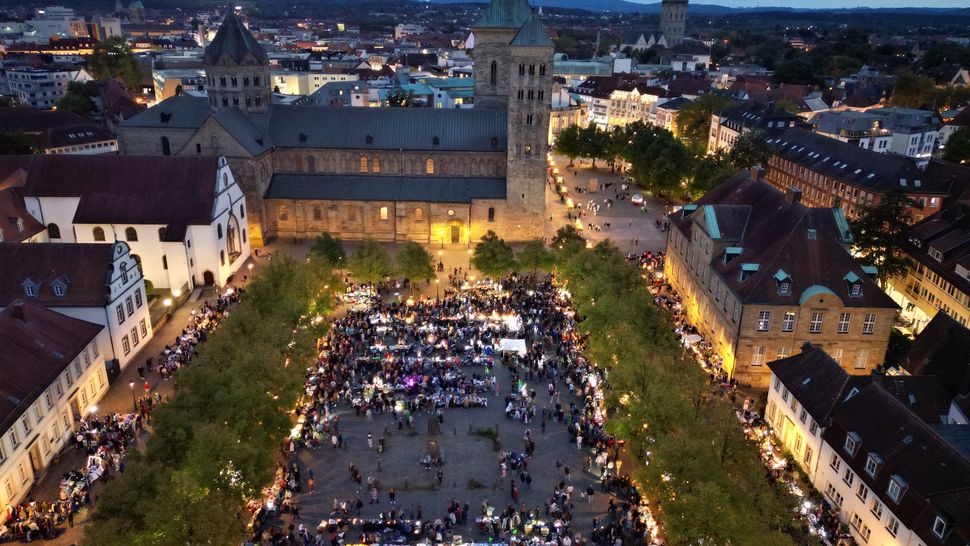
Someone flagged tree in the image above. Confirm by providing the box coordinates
[848,191,916,285]
[387,89,414,107]
[674,94,736,154]
[772,57,817,85]
[347,239,392,284]
[516,239,555,276]
[395,241,435,288]
[472,230,517,278]
[308,232,346,265]
[728,130,771,170]
[54,81,96,116]
[87,36,142,91]
[687,151,735,199]
[890,73,937,109]
[551,225,586,260]
[0,133,35,154]
[554,124,583,166]
[622,122,691,197]
[943,127,970,165]
[579,123,609,168]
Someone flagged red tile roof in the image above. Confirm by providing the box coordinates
[0,187,44,243]
[0,243,119,307]
[0,300,103,434]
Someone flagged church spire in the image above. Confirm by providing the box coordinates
[204,11,268,66]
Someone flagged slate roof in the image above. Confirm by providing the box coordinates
[823,384,970,545]
[41,124,117,149]
[669,173,898,308]
[0,187,44,243]
[120,95,211,129]
[0,300,103,435]
[0,109,86,134]
[903,202,970,328]
[265,174,506,203]
[719,101,801,133]
[898,312,970,397]
[267,106,507,152]
[0,243,119,307]
[510,13,554,47]
[473,0,534,29]
[211,108,272,156]
[768,344,870,423]
[204,12,269,65]
[0,155,220,238]
[765,128,948,196]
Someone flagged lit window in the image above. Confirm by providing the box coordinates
[380,207,389,221]
[425,158,435,174]
[781,312,795,332]
[837,312,850,333]
[809,312,823,333]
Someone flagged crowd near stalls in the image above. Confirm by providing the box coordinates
[248,278,662,545]
[0,287,244,543]
[644,256,842,543]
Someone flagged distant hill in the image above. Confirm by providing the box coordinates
[420,0,970,16]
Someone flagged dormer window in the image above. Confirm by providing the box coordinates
[928,247,943,262]
[844,431,860,455]
[52,281,66,297]
[844,272,862,297]
[864,453,882,477]
[774,269,792,295]
[724,246,742,264]
[23,279,38,297]
[887,475,906,502]
[738,263,759,282]
[933,515,949,539]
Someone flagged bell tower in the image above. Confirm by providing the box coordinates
[203,12,271,114]
[660,0,688,47]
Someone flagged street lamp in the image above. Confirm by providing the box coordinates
[163,297,172,318]
[129,381,137,412]
[434,278,440,299]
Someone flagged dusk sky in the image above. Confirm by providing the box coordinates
[667,0,967,7]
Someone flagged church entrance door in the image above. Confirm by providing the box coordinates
[450,225,460,244]
[203,271,215,285]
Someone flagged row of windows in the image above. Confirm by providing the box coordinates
[516,64,546,76]
[515,89,546,102]
[755,310,877,335]
[115,288,144,325]
[210,75,262,88]
[121,319,149,356]
[294,205,498,224]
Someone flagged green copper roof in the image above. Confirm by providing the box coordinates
[204,11,269,65]
[741,263,760,272]
[473,0,534,29]
[861,265,878,276]
[703,205,720,239]
[799,285,837,305]
[844,271,860,283]
[510,13,554,47]
[773,269,790,281]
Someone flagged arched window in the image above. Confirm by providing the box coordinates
[162,255,168,270]
[371,158,381,173]
[360,155,369,173]
[47,223,61,239]
[125,227,138,241]
[120,262,129,283]
[219,76,226,86]
[220,251,225,265]
[488,207,495,222]
[230,76,237,87]
[160,136,171,156]
[158,227,166,241]
[379,206,389,221]
[240,204,245,218]
[313,206,322,221]
[490,60,497,86]
[93,226,105,241]
[425,158,435,174]
[223,173,229,188]
[217,224,223,239]
[305,156,315,172]
[414,207,424,221]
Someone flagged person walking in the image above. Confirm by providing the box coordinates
[307,469,315,494]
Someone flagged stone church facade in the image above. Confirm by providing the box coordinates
[116,1,553,247]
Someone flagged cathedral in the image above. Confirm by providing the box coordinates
[117,0,553,247]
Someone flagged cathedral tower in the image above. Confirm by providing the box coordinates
[472,0,553,240]
[204,12,271,114]
[660,0,688,47]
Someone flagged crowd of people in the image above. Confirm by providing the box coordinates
[0,286,244,543]
[246,275,662,546]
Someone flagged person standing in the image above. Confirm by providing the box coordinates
[307,469,315,494]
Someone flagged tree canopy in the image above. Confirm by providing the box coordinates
[472,230,517,278]
[516,239,555,274]
[347,239,392,284]
[727,130,771,170]
[622,121,692,197]
[88,37,142,91]
[308,232,346,266]
[675,94,736,154]
[395,241,435,284]
[554,124,582,165]
[848,191,916,285]
[943,127,970,165]
[0,132,36,155]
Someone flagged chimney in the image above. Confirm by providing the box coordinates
[750,165,765,180]
[785,186,802,205]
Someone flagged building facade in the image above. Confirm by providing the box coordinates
[117,1,552,246]
[0,301,110,513]
[0,242,152,370]
[659,0,688,48]
[0,66,91,109]
[708,101,800,154]
[764,128,950,221]
[665,173,897,388]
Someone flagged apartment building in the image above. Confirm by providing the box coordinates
[0,300,110,510]
[708,101,801,154]
[665,172,898,388]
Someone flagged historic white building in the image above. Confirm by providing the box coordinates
[0,154,251,290]
[0,300,110,512]
[0,242,152,369]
